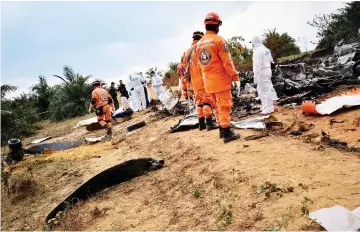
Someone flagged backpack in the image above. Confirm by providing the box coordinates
[183,45,195,82]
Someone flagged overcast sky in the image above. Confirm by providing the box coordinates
[1,1,344,98]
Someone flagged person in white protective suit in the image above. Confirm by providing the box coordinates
[129,73,147,111]
[139,72,151,108]
[150,71,164,99]
[251,36,278,115]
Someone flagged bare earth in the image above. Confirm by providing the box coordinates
[1,89,359,231]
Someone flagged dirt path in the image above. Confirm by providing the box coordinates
[1,96,359,230]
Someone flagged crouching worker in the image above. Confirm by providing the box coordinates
[88,80,115,137]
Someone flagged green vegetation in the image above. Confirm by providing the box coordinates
[263,29,301,62]
[308,1,360,49]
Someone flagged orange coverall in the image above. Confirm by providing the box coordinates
[195,31,239,128]
[177,62,191,99]
[182,41,216,120]
[91,86,114,122]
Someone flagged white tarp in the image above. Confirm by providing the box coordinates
[315,95,360,115]
[230,115,270,129]
[158,88,179,113]
[31,137,52,144]
[309,205,360,231]
[74,117,98,129]
[85,136,104,144]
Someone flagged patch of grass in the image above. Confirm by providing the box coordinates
[254,210,264,221]
[265,225,280,231]
[51,202,87,231]
[301,196,313,216]
[216,199,233,228]
[192,188,201,198]
[278,50,316,63]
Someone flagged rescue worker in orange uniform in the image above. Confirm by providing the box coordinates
[194,12,240,143]
[182,31,218,131]
[88,80,115,137]
[177,64,192,100]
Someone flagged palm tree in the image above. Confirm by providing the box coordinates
[1,84,17,99]
[32,76,54,116]
[168,62,179,72]
[49,65,93,121]
[145,67,162,78]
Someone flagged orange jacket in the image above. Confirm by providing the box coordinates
[182,40,205,91]
[194,31,239,93]
[91,87,113,109]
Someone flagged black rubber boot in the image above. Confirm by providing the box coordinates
[106,127,112,135]
[219,127,224,138]
[223,127,240,143]
[206,117,219,131]
[198,118,206,131]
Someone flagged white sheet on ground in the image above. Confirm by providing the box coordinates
[230,115,270,129]
[85,136,105,144]
[315,95,360,115]
[74,117,98,129]
[31,137,52,144]
[309,205,360,231]
[114,107,125,115]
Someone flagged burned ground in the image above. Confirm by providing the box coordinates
[1,87,359,230]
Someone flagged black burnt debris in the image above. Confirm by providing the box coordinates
[231,42,360,120]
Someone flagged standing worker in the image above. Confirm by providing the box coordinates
[251,36,277,115]
[88,80,115,137]
[151,71,164,99]
[195,12,240,143]
[118,80,129,108]
[182,31,218,131]
[129,73,147,111]
[177,63,192,100]
[108,82,119,110]
[139,72,150,108]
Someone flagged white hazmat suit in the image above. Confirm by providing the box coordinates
[251,36,277,115]
[129,74,147,111]
[151,74,164,99]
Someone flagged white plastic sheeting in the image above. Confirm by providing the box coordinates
[315,95,360,115]
[85,136,104,144]
[158,88,179,113]
[74,117,98,129]
[230,115,270,129]
[309,205,360,231]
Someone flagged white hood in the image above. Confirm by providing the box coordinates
[251,36,263,49]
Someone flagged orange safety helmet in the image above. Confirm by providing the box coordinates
[204,12,222,26]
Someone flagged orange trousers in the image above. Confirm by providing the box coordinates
[195,89,213,118]
[209,90,232,128]
[181,78,192,98]
[96,105,111,122]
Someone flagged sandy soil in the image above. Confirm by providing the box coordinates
[1,89,359,231]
